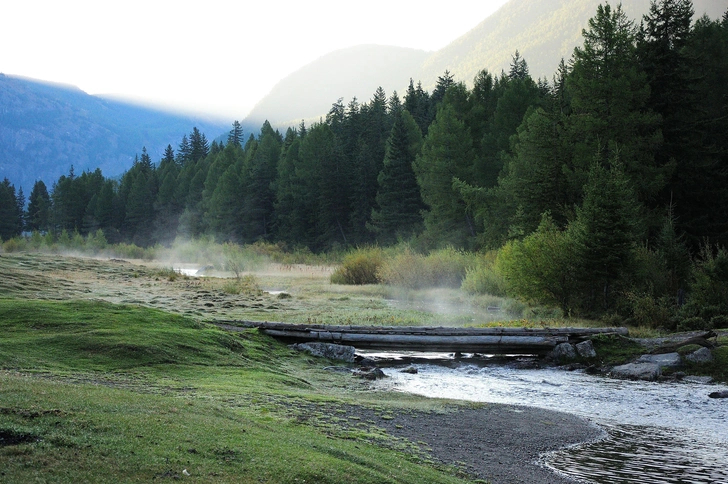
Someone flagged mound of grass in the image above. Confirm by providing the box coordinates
[0,298,471,484]
[0,299,253,371]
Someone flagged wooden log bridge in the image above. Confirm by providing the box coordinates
[216,321,629,356]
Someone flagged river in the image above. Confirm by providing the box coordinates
[374,357,728,483]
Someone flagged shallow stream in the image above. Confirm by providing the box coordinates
[375,358,728,483]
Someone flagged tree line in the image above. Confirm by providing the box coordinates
[1,1,727,321]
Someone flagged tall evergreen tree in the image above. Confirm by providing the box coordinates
[568,160,640,312]
[26,180,51,232]
[414,103,476,247]
[0,178,22,240]
[567,3,665,209]
[228,120,244,147]
[369,110,424,242]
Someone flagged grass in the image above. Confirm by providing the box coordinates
[0,298,471,483]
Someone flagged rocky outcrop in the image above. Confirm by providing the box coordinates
[289,342,356,362]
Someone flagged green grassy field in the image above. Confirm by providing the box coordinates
[0,298,477,483]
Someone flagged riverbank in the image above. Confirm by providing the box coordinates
[333,403,603,484]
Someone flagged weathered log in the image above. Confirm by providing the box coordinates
[212,320,627,355]
[216,320,628,337]
[649,331,717,354]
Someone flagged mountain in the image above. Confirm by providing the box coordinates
[418,0,725,87]
[244,45,430,127]
[246,0,727,129]
[0,74,229,193]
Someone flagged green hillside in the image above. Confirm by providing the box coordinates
[418,0,725,88]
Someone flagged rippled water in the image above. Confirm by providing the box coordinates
[378,360,728,484]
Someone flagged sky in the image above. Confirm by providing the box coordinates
[1,0,509,121]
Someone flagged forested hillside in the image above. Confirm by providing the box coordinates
[2,1,727,322]
[0,74,228,194]
[245,0,726,127]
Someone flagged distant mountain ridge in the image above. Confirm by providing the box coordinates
[0,74,229,193]
[244,45,430,127]
[246,0,726,129]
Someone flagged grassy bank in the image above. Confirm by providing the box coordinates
[0,298,474,483]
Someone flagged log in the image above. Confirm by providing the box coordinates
[211,320,628,355]
[216,320,628,338]
[649,331,717,354]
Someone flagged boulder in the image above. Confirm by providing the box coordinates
[400,366,419,374]
[575,340,597,359]
[610,362,662,381]
[708,391,728,399]
[289,342,356,362]
[550,343,577,362]
[353,367,386,380]
[685,347,713,364]
[636,352,681,368]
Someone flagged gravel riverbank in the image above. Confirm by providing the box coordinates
[338,403,603,484]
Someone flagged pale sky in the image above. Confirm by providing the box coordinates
[1,0,509,121]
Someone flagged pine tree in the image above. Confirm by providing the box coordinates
[568,160,640,312]
[0,178,22,240]
[26,180,51,232]
[567,3,665,209]
[414,103,476,247]
[189,127,209,163]
[240,121,281,241]
[509,50,529,80]
[228,120,244,147]
[369,110,424,242]
[498,107,571,235]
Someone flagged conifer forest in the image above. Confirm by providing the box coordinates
[2,2,728,323]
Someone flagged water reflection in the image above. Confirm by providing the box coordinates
[548,424,728,484]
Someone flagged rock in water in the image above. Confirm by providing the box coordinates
[550,343,577,362]
[289,342,356,362]
[610,362,662,381]
[708,391,728,399]
[575,340,597,358]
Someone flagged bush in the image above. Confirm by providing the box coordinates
[625,291,674,328]
[377,247,471,289]
[2,237,25,253]
[676,316,712,332]
[462,251,507,297]
[710,315,728,329]
[330,247,384,285]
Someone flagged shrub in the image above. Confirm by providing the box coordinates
[625,291,674,328]
[676,316,712,332]
[222,275,261,295]
[496,215,576,314]
[710,315,728,329]
[330,247,383,285]
[462,251,507,296]
[2,237,25,253]
[377,247,470,289]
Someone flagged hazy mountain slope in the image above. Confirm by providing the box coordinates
[246,0,726,127]
[419,0,726,87]
[0,74,228,193]
[244,45,430,128]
